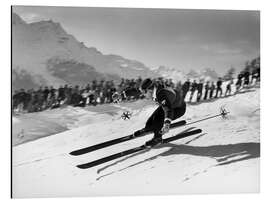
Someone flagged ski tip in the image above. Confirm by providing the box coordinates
[76,164,90,169]
[69,151,80,156]
[198,129,203,133]
[193,128,202,134]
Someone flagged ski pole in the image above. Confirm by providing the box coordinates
[185,107,229,126]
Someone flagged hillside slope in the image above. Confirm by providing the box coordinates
[12,87,260,197]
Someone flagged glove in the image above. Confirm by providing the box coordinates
[160,119,171,135]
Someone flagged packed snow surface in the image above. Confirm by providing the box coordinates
[12,88,260,198]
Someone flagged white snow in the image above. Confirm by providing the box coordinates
[12,117,21,124]
[12,87,260,198]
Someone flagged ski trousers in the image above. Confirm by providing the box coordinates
[144,102,186,138]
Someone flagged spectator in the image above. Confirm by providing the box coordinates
[204,81,210,100]
[209,82,215,99]
[243,71,250,87]
[23,90,32,111]
[215,78,223,98]
[12,63,260,114]
[182,79,190,100]
[236,72,244,92]
[12,90,20,111]
[189,80,197,102]
[251,68,260,84]
[225,79,233,96]
[36,87,44,111]
[196,79,203,102]
[58,85,65,102]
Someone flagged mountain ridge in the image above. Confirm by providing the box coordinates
[12,12,220,91]
[12,12,159,90]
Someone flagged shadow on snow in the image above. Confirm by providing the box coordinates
[97,140,260,176]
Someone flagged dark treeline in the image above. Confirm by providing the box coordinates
[12,57,260,114]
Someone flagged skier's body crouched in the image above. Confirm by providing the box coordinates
[135,78,186,146]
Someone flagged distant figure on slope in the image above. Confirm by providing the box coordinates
[196,79,204,102]
[204,81,210,100]
[235,72,244,92]
[215,78,223,98]
[225,79,233,96]
[182,79,191,100]
[251,68,259,84]
[209,82,215,99]
[243,71,250,87]
[134,78,186,147]
[189,80,197,102]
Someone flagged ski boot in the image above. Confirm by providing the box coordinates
[145,136,163,147]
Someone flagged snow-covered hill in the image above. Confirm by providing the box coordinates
[12,87,260,198]
[12,13,159,90]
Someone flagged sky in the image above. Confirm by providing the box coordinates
[12,6,260,75]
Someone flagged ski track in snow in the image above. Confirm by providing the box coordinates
[12,87,260,197]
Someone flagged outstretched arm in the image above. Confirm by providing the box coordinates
[160,100,173,134]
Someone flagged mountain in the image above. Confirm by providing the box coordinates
[200,68,220,81]
[153,66,219,83]
[153,66,187,82]
[187,68,219,81]
[12,13,159,90]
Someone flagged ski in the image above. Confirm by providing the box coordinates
[76,128,202,169]
[69,120,186,156]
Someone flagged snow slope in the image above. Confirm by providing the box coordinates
[12,87,260,198]
[12,100,153,146]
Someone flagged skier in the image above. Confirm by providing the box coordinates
[134,78,186,146]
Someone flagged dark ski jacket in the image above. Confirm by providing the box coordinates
[190,82,197,92]
[197,83,203,93]
[155,87,185,121]
[217,80,222,88]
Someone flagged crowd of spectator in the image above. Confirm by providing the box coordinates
[12,63,260,114]
[12,78,142,113]
[182,69,259,103]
